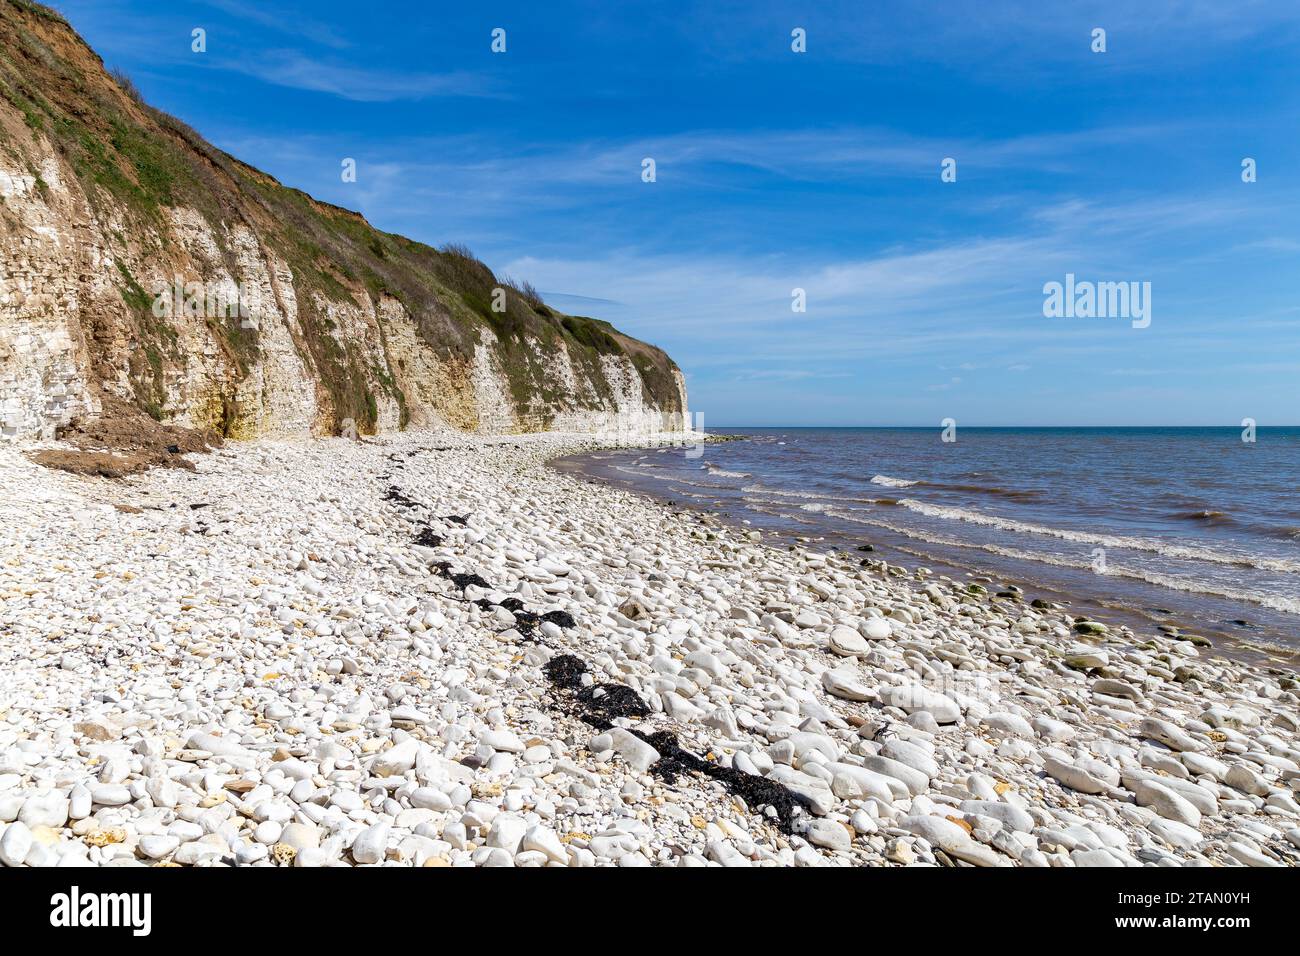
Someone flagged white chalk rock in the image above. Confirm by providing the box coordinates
[828,626,869,657]
[608,729,660,772]
[881,684,960,724]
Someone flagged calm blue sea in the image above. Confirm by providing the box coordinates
[559,427,1300,657]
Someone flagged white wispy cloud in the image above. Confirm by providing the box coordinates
[221,50,501,101]
[214,122,1209,228]
[927,377,963,391]
[199,0,353,49]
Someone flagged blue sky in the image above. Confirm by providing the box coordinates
[56,0,1300,425]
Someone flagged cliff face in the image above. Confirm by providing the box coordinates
[0,1,687,444]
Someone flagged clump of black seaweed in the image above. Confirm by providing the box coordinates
[449,571,491,590]
[541,653,806,833]
[543,653,587,690]
[413,527,444,548]
[383,486,420,509]
[634,729,803,833]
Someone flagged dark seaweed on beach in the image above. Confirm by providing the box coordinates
[543,653,587,690]
[483,597,541,637]
[512,610,542,636]
[541,653,806,833]
[383,486,420,509]
[583,684,651,723]
[413,527,444,548]
[633,729,806,834]
[450,571,491,591]
[476,600,559,638]
[440,514,470,526]
[473,598,572,641]
[395,478,802,831]
[543,656,649,724]
[541,609,576,629]
[428,562,490,590]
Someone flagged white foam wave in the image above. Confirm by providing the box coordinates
[825,510,1300,615]
[613,465,680,482]
[896,499,1300,574]
[741,483,877,504]
[745,504,819,524]
[870,474,918,488]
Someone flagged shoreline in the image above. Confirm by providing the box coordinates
[1,431,1298,867]
[554,440,1300,671]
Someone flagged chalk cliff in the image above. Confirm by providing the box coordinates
[0,0,687,443]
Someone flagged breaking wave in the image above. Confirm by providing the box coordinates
[895,499,1300,574]
[870,474,918,488]
[826,510,1300,615]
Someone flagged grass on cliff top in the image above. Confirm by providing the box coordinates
[7,1,64,25]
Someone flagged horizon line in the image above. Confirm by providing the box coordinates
[704,423,1298,429]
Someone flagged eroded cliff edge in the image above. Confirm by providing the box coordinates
[0,0,687,443]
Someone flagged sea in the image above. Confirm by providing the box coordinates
[555,427,1300,662]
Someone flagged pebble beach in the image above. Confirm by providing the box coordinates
[1,431,1298,868]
